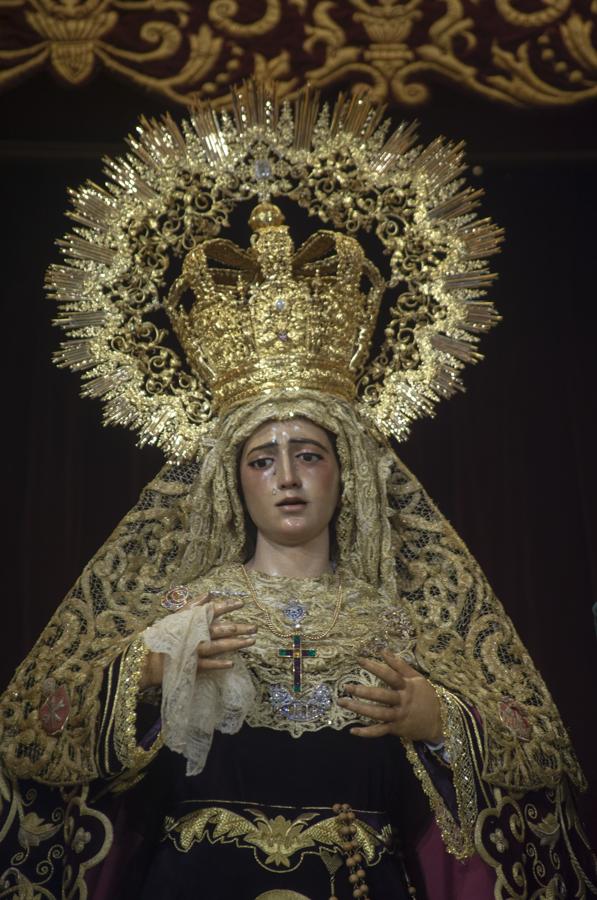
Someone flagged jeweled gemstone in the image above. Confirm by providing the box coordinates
[282,600,306,624]
[254,159,272,179]
[269,683,332,722]
[160,585,192,611]
[39,685,71,735]
[275,298,286,311]
[277,331,289,342]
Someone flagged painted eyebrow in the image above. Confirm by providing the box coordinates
[246,437,329,456]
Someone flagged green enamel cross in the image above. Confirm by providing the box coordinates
[279,632,316,693]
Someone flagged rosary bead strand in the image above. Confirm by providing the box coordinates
[332,803,371,900]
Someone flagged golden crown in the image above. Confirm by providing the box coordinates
[165,201,384,414]
[48,80,502,459]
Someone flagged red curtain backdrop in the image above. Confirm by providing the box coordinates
[0,0,596,108]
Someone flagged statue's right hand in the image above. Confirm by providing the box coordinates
[195,596,257,672]
[141,595,256,688]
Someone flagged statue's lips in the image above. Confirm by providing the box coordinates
[276,498,307,510]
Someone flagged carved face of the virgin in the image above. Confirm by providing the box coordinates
[239,417,340,548]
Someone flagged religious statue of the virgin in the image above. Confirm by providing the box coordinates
[0,81,595,899]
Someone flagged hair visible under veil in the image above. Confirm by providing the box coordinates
[0,392,583,804]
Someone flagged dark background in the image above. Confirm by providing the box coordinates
[2,74,596,839]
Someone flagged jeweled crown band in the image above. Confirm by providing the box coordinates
[212,360,357,415]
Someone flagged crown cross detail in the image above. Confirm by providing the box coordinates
[165,202,385,414]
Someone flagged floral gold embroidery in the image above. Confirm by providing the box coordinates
[474,783,597,899]
[72,825,92,854]
[17,811,62,850]
[187,565,417,738]
[166,804,387,873]
[242,811,320,867]
[527,811,560,850]
[489,827,509,854]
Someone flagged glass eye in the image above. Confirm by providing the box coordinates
[249,457,273,470]
[298,451,322,463]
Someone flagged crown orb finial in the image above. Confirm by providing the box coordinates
[249,202,285,231]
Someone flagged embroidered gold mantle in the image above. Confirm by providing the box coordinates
[0,394,585,865]
[1,396,583,802]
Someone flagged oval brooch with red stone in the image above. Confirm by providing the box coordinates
[39,680,70,735]
[498,698,532,742]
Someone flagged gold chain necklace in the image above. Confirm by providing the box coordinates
[239,564,343,641]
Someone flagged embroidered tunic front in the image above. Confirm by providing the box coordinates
[117,564,433,899]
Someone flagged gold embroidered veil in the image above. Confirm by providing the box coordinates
[0,84,583,845]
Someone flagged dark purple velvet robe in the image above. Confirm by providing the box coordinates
[1,658,595,898]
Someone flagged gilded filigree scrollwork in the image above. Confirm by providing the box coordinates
[0,0,596,107]
[47,83,503,458]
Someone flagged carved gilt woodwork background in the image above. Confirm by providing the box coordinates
[0,0,596,108]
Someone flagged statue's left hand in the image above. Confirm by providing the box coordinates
[337,650,443,744]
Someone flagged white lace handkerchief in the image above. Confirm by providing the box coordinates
[142,603,255,775]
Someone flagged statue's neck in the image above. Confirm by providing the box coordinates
[246,530,333,578]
